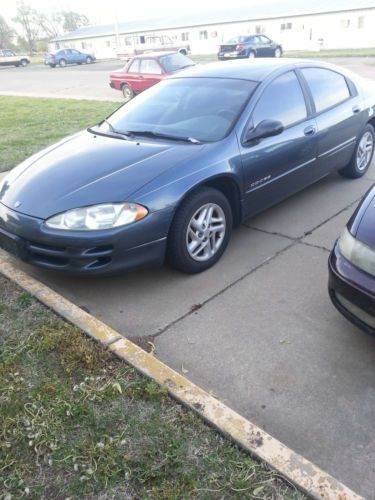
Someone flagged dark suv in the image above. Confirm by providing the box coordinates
[218,35,282,60]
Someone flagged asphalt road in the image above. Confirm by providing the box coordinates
[0,62,124,101]
[2,57,375,497]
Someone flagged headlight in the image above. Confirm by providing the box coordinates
[45,203,148,230]
[338,227,375,277]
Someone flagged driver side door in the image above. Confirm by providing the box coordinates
[239,70,318,217]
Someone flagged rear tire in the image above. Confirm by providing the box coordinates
[86,56,92,64]
[167,187,232,273]
[121,83,134,102]
[274,47,282,58]
[59,59,67,67]
[339,124,375,178]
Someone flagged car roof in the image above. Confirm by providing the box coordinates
[133,51,180,59]
[169,58,352,83]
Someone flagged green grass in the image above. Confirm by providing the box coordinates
[0,275,305,499]
[0,96,119,172]
[284,47,375,58]
[192,47,375,63]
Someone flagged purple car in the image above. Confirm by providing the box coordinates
[329,184,375,334]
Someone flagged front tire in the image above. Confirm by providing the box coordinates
[86,56,92,64]
[274,47,282,58]
[167,187,232,273]
[248,50,256,59]
[339,124,375,178]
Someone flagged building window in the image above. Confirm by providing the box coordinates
[255,25,266,34]
[358,16,365,29]
[211,31,217,38]
[340,19,350,29]
[105,41,110,47]
[181,32,189,41]
[281,23,292,31]
[199,30,208,40]
[124,37,133,46]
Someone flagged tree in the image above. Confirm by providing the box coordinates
[35,12,62,39]
[12,1,39,54]
[0,15,15,49]
[61,11,90,33]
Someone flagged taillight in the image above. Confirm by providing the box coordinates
[235,44,245,51]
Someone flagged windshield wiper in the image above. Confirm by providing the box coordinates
[126,130,201,144]
[89,119,133,140]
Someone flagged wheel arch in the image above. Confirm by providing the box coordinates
[173,175,243,228]
[366,117,375,131]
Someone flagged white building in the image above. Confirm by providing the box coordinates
[50,0,375,58]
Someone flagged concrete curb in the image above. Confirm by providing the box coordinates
[0,249,363,500]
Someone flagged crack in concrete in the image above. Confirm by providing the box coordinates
[152,240,296,338]
[152,195,364,339]
[298,241,331,253]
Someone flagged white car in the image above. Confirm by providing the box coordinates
[0,49,30,67]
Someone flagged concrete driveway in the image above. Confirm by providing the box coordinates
[6,167,375,498]
[2,57,375,497]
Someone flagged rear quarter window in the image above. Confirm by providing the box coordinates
[301,68,351,113]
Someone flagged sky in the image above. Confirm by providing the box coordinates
[0,0,250,26]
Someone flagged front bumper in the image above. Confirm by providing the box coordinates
[328,243,375,335]
[0,202,173,275]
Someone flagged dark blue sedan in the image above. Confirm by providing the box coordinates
[1,59,374,275]
[45,49,96,68]
[329,185,375,335]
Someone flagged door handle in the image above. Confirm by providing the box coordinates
[352,105,361,114]
[304,125,316,136]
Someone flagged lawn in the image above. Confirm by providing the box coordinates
[0,96,119,172]
[0,274,304,498]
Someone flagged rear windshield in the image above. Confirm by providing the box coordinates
[225,36,251,44]
[106,77,257,142]
[159,53,195,73]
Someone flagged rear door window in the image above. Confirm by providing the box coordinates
[128,59,140,73]
[301,68,351,113]
[252,71,307,128]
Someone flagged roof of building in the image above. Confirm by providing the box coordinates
[53,0,375,42]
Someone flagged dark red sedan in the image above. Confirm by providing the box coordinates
[109,51,195,101]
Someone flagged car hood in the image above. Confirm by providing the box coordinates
[0,130,204,219]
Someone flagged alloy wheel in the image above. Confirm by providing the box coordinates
[186,203,226,262]
[356,131,374,171]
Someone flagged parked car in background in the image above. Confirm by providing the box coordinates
[329,181,375,336]
[109,51,195,101]
[44,49,96,68]
[218,35,282,60]
[0,49,29,67]
[117,35,190,59]
[1,59,374,276]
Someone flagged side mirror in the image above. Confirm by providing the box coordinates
[244,119,284,145]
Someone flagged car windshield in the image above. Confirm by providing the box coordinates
[102,77,257,142]
[159,53,195,72]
